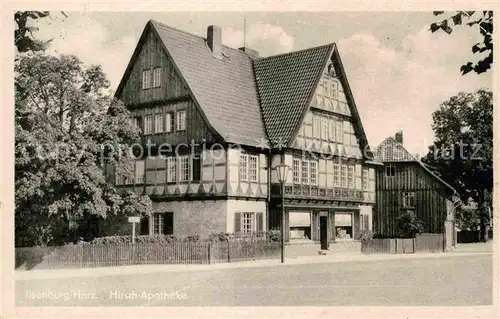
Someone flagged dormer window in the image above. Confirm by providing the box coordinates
[142,69,151,89]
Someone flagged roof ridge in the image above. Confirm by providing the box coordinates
[257,43,335,61]
[150,19,258,57]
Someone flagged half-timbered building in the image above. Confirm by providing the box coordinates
[372,132,460,249]
[112,20,380,244]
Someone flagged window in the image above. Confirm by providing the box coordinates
[331,81,338,99]
[301,160,309,184]
[153,67,161,88]
[144,115,153,135]
[154,114,164,133]
[293,159,301,183]
[115,170,125,186]
[152,213,163,235]
[323,79,330,96]
[310,161,318,185]
[135,160,145,184]
[142,69,151,89]
[239,154,248,181]
[402,192,416,208]
[362,168,369,190]
[165,112,174,133]
[336,120,343,144]
[385,165,396,176]
[176,110,186,131]
[313,115,321,139]
[321,117,328,140]
[242,213,254,233]
[179,156,189,182]
[167,157,177,182]
[340,164,348,188]
[333,164,340,187]
[329,119,336,142]
[347,165,354,189]
[249,155,258,182]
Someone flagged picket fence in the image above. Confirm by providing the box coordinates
[361,233,445,254]
[16,240,282,270]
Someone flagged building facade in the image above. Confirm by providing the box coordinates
[112,20,380,243]
[372,132,460,249]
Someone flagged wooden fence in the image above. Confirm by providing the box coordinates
[16,240,281,270]
[361,234,445,254]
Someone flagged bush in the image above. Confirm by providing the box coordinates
[208,231,281,242]
[359,229,374,242]
[88,234,199,245]
[396,210,425,238]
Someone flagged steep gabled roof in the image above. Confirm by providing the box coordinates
[373,137,459,196]
[253,44,334,147]
[116,20,267,147]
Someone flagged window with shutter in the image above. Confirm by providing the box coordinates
[256,213,263,232]
[140,216,149,235]
[163,212,174,235]
[234,212,241,233]
[192,156,201,182]
[165,113,174,133]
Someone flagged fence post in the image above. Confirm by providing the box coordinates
[207,242,212,264]
[227,239,231,263]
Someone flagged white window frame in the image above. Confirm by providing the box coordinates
[362,168,369,191]
[336,120,343,144]
[165,113,173,133]
[333,164,340,187]
[347,165,354,189]
[301,160,309,184]
[143,115,153,135]
[179,156,190,182]
[385,165,396,177]
[152,213,164,235]
[310,161,318,185]
[293,159,301,184]
[154,113,164,133]
[242,213,254,233]
[142,69,151,89]
[331,81,338,99]
[135,160,145,184]
[176,110,186,131]
[340,164,348,188]
[152,67,161,88]
[249,155,258,182]
[402,192,416,208]
[321,117,328,140]
[239,154,248,181]
[313,115,321,139]
[167,157,177,183]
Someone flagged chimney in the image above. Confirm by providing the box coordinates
[238,47,259,58]
[395,130,403,144]
[207,25,222,58]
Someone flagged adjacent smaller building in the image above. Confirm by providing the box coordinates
[372,132,460,249]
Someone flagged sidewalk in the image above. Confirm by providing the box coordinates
[15,249,492,281]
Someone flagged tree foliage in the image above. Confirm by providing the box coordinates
[396,210,425,238]
[422,90,492,239]
[15,54,152,247]
[430,11,493,75]
[15,11,67,53]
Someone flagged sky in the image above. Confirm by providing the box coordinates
[35,11,492,157]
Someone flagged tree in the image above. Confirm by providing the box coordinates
[396,210,425,238]
[15,11,67,53]
[430,11,493,75]
[15,54,152,247]
[422,90,492,241]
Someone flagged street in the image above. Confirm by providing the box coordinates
[16,254,492,306]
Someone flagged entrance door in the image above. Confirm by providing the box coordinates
[320,216,329,250]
